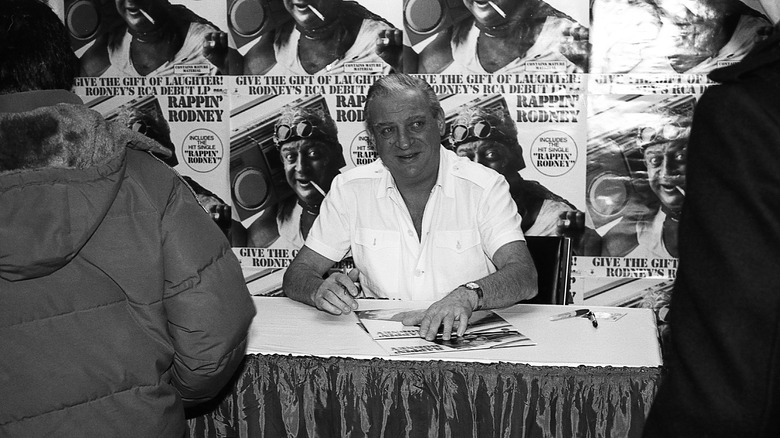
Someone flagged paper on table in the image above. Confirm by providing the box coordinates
[355,308,535,355]
[356,308,516,339]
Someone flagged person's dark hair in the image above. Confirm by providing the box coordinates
[0,0,79,94]
[364,73,443,136]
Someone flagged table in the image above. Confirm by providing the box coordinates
[187,298,663,437]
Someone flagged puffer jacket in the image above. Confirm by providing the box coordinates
[0,93,256,437]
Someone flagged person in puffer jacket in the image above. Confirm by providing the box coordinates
[0,1,256,437]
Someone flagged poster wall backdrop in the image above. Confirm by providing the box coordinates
[51,0,775,352]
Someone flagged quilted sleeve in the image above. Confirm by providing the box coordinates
[160,175,255,407]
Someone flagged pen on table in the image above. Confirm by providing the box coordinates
[550,308,590,321]
[586,311,599,328]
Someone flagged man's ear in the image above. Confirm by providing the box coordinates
[437,111,446,136]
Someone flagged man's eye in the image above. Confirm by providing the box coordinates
[483,149,500,161]
[379,127,394,138]
[283,152,297,163]
[306,148,323,160]
[674,152,686,163]
[647,156,662,167]
[410,120,425,131]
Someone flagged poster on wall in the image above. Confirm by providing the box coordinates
[72,76,233,238]
[579,0,773,341]
[228,74,379,294]
[427,72,589,245]
[590,0,772,78]
[570,93,698,348]
[403,0,591,74]
[64,0,233,76]
[231,0,403,75]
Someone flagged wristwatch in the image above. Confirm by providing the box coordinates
[462,282,484,311]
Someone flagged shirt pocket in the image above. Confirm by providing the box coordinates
[433,229,482,254]
[354,228,400,297]
[433,229,486,282]
[356,228,400,250]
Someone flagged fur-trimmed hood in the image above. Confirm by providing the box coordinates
[0,101,172,281]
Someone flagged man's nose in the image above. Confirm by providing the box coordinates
[295,155,311,172]
[662,157,679,175]
[396,129,412,150]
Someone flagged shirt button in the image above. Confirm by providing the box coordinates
[415,269,424,277]
[407,230,414,237]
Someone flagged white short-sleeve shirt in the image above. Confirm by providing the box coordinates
[305,147,525,301]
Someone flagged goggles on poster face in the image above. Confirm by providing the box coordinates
[274,119,323,146]
[450,119,499,146]
[636,123,690,148]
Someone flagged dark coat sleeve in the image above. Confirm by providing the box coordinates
[157,166,256,407]
[643,77,780,436]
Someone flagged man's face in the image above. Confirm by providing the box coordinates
[644,140,687,213]
[283,0,338,28]
[115,0,162,32]
[280,139,338,206]
[367,88,443,189]
[455,140,513,177]
[655,0,729,72]
[462,0,519,27]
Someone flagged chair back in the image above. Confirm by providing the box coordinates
[521,236,573,305]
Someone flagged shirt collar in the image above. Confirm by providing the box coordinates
[0,89,83,114]
[377,146,452,198]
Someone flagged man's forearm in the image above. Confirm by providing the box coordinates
[468,260,537,310]
[282,263,325,307]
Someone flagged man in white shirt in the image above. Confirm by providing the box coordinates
[283,74,537,341]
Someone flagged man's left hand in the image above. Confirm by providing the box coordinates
[401,288,475,341]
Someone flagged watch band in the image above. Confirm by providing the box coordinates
[462,282,483,311]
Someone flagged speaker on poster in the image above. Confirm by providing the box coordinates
[230,95,332,224]
[64,0,115,51]
[231,118,292,222]
[227,0,292,49]
[403,0,469,46]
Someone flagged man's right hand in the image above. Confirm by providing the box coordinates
[311,269,361,315]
